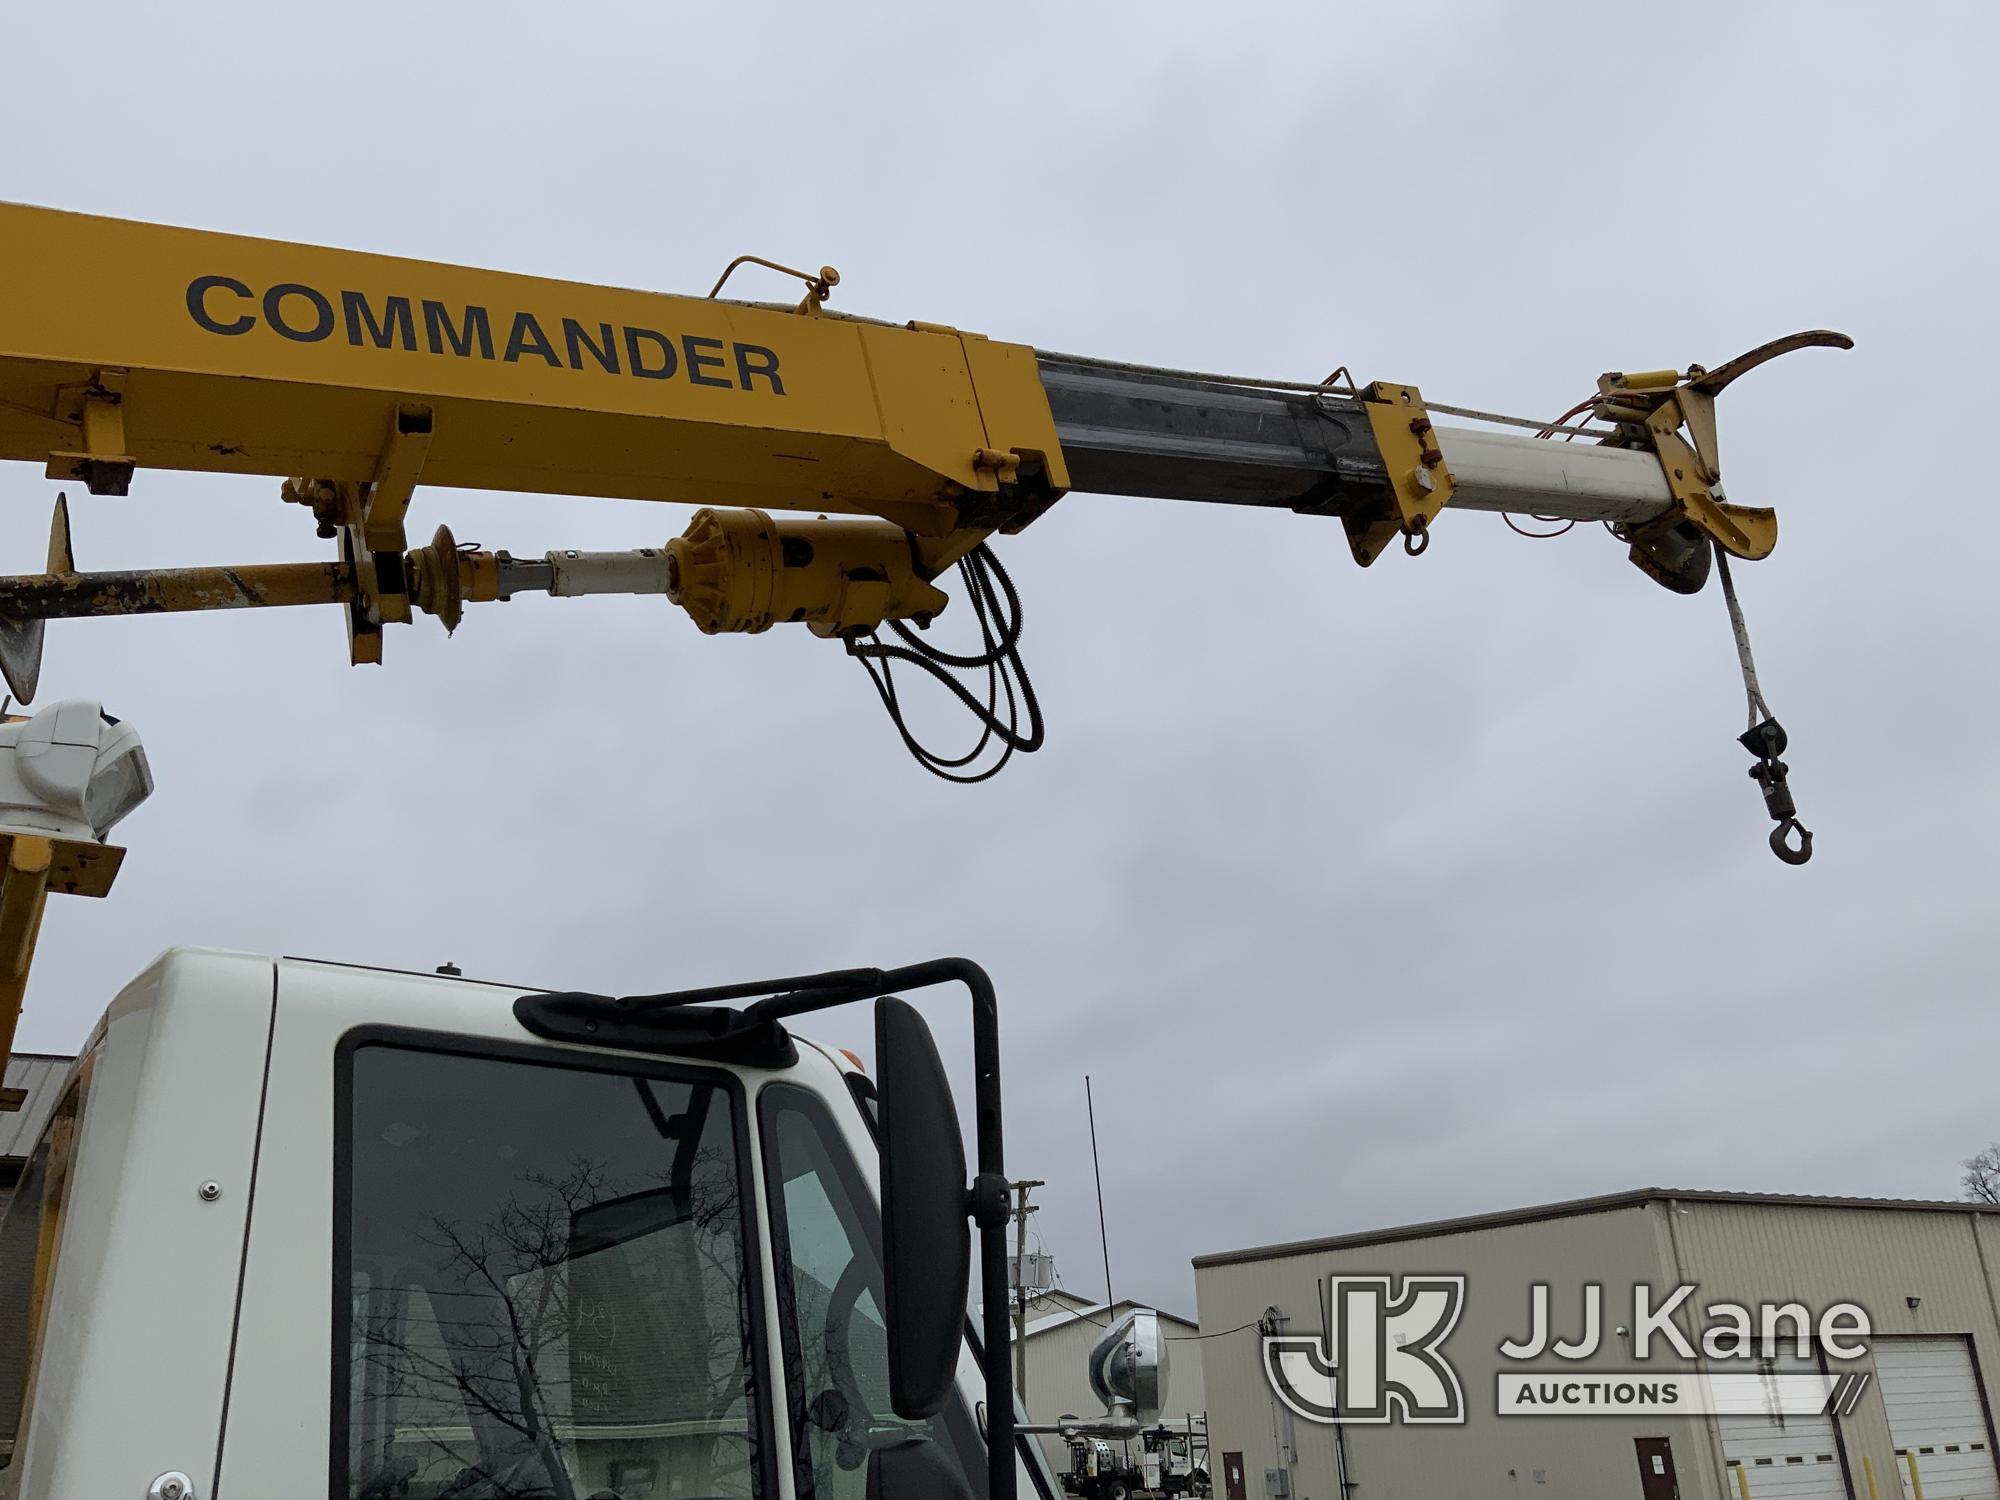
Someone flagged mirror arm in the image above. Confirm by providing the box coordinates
[919,959,1016,1500]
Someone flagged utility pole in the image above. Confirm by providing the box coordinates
[1010,1177,1045,1402]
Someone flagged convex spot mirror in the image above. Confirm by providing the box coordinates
[874,994,970,1420]
[1088,1308,1169,1425]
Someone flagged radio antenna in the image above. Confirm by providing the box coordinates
[1086,1074,1114,1307]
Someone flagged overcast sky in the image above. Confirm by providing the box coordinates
[3,3,1995,1325]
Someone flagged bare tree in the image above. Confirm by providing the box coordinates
[1963,1144,2000,1205]
[350,1148,755,1499]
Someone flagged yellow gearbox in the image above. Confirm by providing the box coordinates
[665,508,950,637]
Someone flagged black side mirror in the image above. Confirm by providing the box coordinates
[874,994,971,1420]
[867,1437,976,1500]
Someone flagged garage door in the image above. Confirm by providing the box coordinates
[1718,1353,1848,1500]
[1874,1336,2000,1500]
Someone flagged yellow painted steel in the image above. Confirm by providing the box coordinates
[665,508,950,637]
[1906,1450,1925,1500]
[0,835,51,1107]
[1864,1455,1880,1500]
[1734,1461,1752,1500]
[0,203,1068,537]
[0,830,124,1106]
[1587,337,1858,571]
[1641,393,1778,562]
[1349,382,1456,566]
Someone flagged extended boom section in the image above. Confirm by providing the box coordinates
[0,203,1847,849]
[1042,356,1676,525]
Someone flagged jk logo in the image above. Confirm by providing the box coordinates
[1263,1275,1466,1425]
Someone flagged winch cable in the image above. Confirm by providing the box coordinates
[1715,541,1813,864]
[845,543,1044,784]
[1717,544,1776,731]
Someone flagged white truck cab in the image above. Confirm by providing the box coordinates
[0,948,1086,1500]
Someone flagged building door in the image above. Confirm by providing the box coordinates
[1716,1352,1849,1500]
[1873,1336,2000,1500]
[1635,1437,1681,1500]
[1222,1450,1247,1500]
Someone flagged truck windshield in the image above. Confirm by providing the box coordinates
[339,1041,766,1499]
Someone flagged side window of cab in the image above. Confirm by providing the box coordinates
[759,1082,989,1497]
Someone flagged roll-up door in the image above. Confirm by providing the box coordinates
[1874,1336,1999,1500]
[1718,1352,1848,1500]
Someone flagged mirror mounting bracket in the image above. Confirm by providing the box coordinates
[969,1171,1010,1229]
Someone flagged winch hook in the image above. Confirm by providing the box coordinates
[1769,818,1813,865]
[1741,718,1813,865]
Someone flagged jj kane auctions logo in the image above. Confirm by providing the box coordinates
[1264,1278,1874,1424]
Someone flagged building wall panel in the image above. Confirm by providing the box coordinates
[1195,1201,1707,1500]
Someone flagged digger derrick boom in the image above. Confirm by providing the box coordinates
[0,202,1068,535]
[0,202,1846,850]
[3,202,1700,544]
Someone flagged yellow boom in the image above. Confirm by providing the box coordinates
[0,201,1847,845]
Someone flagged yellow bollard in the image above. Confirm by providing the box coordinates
[1734,1462,1753,1500]
[1907,1450,1926,1500]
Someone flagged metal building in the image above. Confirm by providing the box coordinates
[0,1052,73,1461]
[0,1053,70,1188]
[1194,1189,2000,1500]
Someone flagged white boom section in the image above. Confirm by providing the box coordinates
[1435,426,1676,527]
